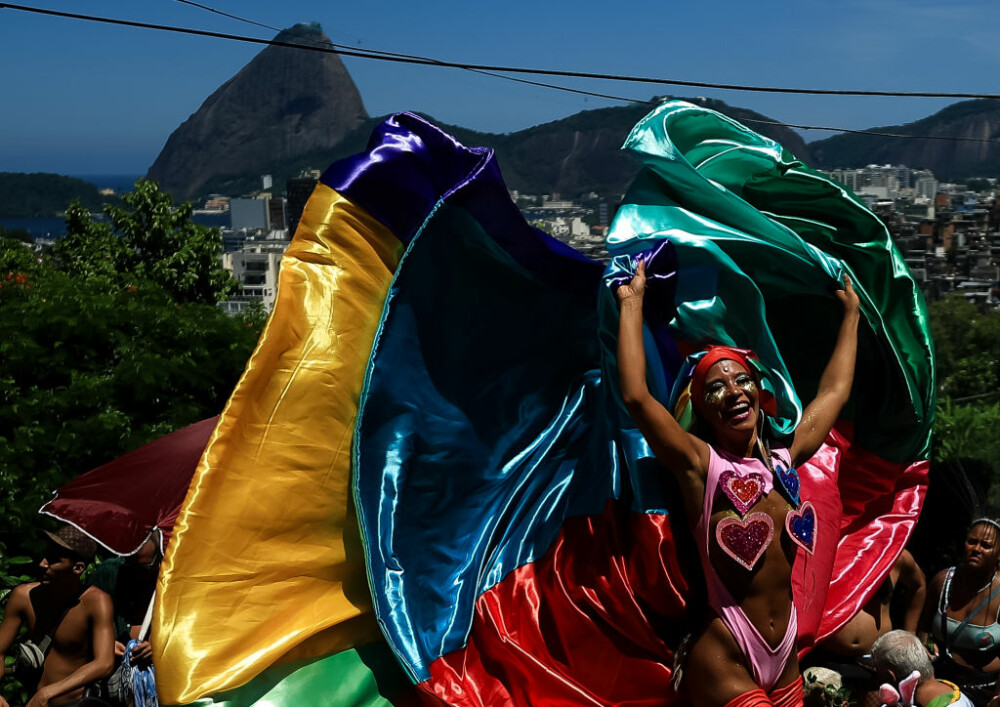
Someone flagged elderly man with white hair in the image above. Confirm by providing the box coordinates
[872,630,974,707]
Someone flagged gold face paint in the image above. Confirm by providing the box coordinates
[736,373,757,395]
[702,365,756,407]
[704,382,727,406]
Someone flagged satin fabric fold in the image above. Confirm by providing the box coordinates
[610,101,934,464]
[155,105,933,707]
[154,184,404,704]
[354,105,933,704]
[604,100,934,645]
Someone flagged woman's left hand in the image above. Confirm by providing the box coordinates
[835,273,860,315]
[616,258,646,304]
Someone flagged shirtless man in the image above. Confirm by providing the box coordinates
[0,526,115,707]
[806,549,926,706]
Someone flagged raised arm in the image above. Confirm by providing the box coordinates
[617,259,709,521]
[789,275,860,467]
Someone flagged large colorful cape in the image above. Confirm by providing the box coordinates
[153,101,934,706]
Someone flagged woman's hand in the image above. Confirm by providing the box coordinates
[616,258,646,303]
[835,273,860,315]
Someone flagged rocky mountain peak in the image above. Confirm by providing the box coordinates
[147,23,368,199]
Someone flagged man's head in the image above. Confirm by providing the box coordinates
[40,526,97,585]
[871,630,934,685]
[123,534,162,573]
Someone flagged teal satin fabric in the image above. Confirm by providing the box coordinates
[607,100,934,463]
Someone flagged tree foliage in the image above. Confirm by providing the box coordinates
[929,294,1000,400]
[51,179,239,305]
[0,173,106,218]
[0,180,263,556]
[913,295,1000,570]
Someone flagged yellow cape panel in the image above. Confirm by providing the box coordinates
[153,184,404,704]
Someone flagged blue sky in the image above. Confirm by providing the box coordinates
[1,0,997,175]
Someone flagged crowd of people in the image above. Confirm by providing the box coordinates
[0,526,161,707]
[0,263,971,707]
[800,517,1000,707]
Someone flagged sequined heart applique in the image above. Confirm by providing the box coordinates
[774,462,801,507]
[785,500,816,554]
[719,470,765,516]
[716,512,774,570]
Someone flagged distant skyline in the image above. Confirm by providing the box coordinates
[2,0,999,175]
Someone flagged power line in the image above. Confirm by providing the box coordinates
[169,0,1000,147]
[7,2,1000,101]
[168,0,654,105]
[171,0,276,33]
[5,2,1000,146]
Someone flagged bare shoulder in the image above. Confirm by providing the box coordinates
[81,586,113,614]
[7,582,38,609]
[927,568,949,593]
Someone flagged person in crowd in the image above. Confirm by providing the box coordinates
[90,532,161,669]
[805,549,926,706]
[616,259,860,707]
[0,526,115,707]
[921,519,1000,707]
[872,629,973,707]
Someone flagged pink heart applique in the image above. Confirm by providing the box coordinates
[716,512,774,570]
[785,501,816,554]
[719,470,764,515]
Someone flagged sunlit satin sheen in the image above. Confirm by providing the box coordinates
[609,101,935,464]
[153,184,404,704]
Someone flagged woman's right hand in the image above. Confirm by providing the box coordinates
[835,274,860,315]
[616,258,646,303]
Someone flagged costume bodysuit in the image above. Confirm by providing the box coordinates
[695,445,798,691]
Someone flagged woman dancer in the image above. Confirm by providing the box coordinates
[616,259,860,707]
[922,519,1000,707]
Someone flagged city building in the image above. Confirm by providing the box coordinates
[219,241,290,314]
[286,170,321,238]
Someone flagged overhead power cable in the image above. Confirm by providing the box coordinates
[7,2,1000,101]
[169,0,651,105]
[6,2,1000,145]
[170,0,1000,146]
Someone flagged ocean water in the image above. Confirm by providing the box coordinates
[71,174,144,193]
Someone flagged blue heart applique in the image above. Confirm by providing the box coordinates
[785,500,816,554]
[775,462,801,506]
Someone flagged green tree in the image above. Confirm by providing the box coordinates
[52,179,239,305]
[0,183,263,556]
[928,294,1000,399]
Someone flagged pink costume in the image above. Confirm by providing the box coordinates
[695,445,798,692]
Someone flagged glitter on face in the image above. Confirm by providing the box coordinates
[738,375,756,395]
[703,364,756,408]
[716,512,774,570]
